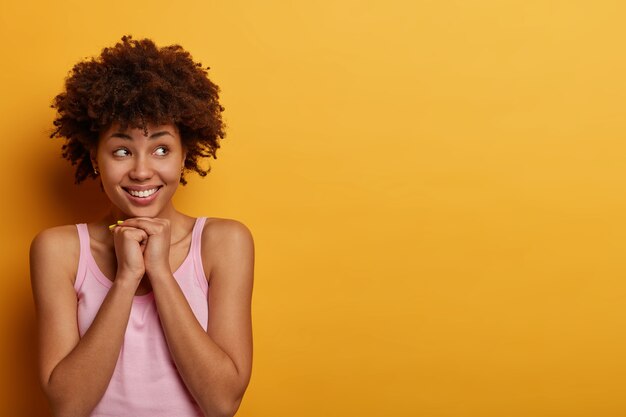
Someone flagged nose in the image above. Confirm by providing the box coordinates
[129,155,153,181]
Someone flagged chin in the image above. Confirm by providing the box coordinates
[115,204,163,219]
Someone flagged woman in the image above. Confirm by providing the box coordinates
[29,35,254,417]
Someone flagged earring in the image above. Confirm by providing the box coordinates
[93,167,99,175]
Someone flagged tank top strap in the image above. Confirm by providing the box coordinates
[74,223,91,291]
[191,217,209,295]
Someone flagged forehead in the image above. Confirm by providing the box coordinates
[99,122,180,142]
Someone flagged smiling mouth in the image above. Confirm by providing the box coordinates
[123,186,162,198]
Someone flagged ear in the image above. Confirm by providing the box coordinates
[90,149,98,168]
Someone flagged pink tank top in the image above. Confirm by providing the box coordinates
[74,217,209,417]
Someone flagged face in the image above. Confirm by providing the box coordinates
[93,122,186,219]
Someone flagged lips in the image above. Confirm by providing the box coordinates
[122,186,162,205]
[127,187,159,198]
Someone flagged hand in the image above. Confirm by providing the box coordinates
[117,218,172,280]
[112,225,149,283]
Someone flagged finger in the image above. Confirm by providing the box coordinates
[114,226,149,244]
[118,218,169,236]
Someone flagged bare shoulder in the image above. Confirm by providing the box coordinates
[30,225,80,286]
[201,218,255,280]
[202,217,254,245]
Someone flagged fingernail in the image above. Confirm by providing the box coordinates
[117,220,124,225]
[108,224,117,230]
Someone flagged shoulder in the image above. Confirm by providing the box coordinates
[202,217,254,246]
[200,217,254,276]
[30,225,80,284]
[30,224,80,256]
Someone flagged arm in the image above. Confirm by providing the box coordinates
[30,226,147,417]
[133,218,254,417]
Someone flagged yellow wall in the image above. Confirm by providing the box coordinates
[2,0,626,415]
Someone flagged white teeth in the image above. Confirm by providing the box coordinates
[127,188,158,198]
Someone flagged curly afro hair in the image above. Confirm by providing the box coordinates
[51,35,226,185]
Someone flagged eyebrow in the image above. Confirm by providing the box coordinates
[108,131,175,140]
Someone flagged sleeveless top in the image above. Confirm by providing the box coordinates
[74,217,209,417]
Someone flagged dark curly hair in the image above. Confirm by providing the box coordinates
[51,35,226,185]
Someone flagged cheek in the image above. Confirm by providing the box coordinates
[99,173,119,195]
[163,165,182,180]
[98,166,125,193]
[99,166,123,182]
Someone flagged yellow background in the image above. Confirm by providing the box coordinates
[2,1,626,415]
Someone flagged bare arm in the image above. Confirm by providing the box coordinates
[30,226,146,417]
[135,218,254,417]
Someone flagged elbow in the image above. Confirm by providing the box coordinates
[49,402,91,417]
[224,395,244,417]
[221,379,248,417]
[201,401,238,417]
[47,395,91,417]
[200,367,249,417]
[56,411,90,417]
[44,380,91,417]
[201,392,245,417]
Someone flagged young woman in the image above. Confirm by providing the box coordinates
[29,36,254,417]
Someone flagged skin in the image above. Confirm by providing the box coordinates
[29,123,254,417]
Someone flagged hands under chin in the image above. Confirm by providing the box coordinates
[115,217,174,282]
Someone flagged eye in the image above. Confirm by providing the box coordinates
[154,146,169,156]
[113,148,130,157]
